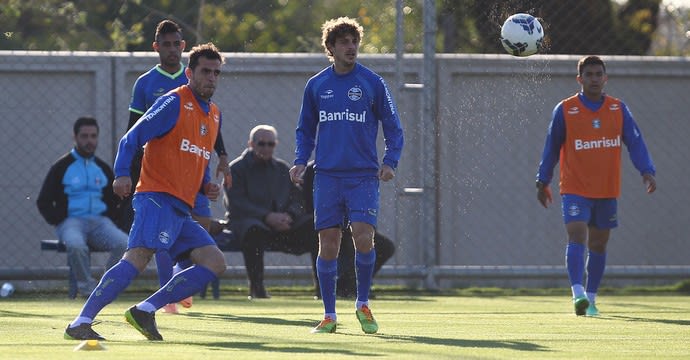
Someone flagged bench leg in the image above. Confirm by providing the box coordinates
[199,283,208,299]
[68,266,77,299]
[211,278,220,299]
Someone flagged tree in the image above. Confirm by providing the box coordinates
[0,0,422,53]
[0,0,670,55]
[438,0,663,55]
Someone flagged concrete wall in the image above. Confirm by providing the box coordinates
[0,51,688,288]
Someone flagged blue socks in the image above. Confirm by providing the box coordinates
[140,265,217,310]
[76,259,139,322]
[567,242,607,300]
[586,250,607,294]
[317,249,377,317]
[355,249,376,304]
[316,257,338,315]
[155,250,174,287]
[566,242,586,290]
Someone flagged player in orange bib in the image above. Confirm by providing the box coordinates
[64,43,227,341]
[536,56,656,317]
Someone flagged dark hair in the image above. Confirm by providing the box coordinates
[188,42,224,70]
[155,19,182,42]
[321,17,364,60]
[578,55,606,76]
[73,117,98,135]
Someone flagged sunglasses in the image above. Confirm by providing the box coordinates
[256,141,276,148]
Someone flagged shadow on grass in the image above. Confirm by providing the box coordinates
[170,335,548,355]
[172,340,379,356]
[607,315,690,326]
[374,333,548,352]
[0,309,60,319]
[184,311,316,327]
[168,313,548,354]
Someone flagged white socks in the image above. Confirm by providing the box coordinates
[571,284,586,299]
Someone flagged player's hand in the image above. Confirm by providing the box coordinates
[537,184,552,208]
[643,173,656,194]
[223,171,232,190]
[113,176,132,199]
[204,182,221,201]
[289,164,305,185]
[216,154,229,179]
[379,164,395,182]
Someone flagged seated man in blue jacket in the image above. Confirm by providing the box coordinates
[37,117,128,297]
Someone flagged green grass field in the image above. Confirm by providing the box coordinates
[1,288,689,359]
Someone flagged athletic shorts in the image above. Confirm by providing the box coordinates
[561,194,618,229]
[130,192,215,260]
[313,173,379,230]
[192,192,211,217]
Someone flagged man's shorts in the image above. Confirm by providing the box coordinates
[192,192,211,217]
[313,173,379,231]
[130,192,216,260]
[561,194,618,229]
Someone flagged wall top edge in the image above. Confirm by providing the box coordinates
[1,51,688,62]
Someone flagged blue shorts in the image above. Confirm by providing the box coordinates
[192,192,211,217]
[130,192,216,260]
[313,173,379,230]
[561,194,618,229]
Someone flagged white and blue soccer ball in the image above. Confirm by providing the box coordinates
[0,282,14,298]
[500,13,544,57]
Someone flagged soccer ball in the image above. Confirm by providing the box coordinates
[0,282,14,298]
[500,13,544,57]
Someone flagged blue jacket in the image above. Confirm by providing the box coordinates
[37,148,119,226]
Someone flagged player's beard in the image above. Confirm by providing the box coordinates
[162,54,180,70]
[196,85,216,100]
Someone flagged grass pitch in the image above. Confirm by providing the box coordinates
[1,289,689,359]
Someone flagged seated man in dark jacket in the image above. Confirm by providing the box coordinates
[302,161,396,298]
[225,125,318,299]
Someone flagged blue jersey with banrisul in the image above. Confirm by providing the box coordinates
[295,63,404,177]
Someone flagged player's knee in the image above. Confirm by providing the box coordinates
[351,227,375,252]
[122,248,154,272]
[195,247,226,275]
[318,241,340,259]
[208,260,226,276]
[212,250,227,275]
[354,239,374,253]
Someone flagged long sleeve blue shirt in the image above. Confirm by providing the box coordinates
[295,63,404,177]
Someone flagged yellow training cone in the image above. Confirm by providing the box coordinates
[74,339,106,351]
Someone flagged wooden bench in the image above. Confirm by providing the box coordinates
[40,229,240,300]
[40,228,316,300]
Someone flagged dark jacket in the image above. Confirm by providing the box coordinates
[225,149,310,241]
[37,148,119,226]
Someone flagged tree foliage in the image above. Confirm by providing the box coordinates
[438,0,662,55]
[0,0,674,55]
[0,0,424,53]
